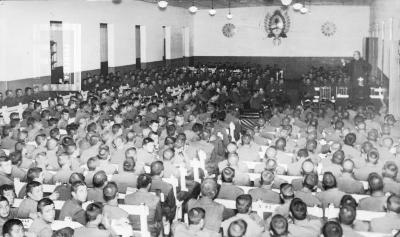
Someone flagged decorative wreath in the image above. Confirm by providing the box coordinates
[264,9,291,45]
[222,23,236,38]
[321,21,336,37]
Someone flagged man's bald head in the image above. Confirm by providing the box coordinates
[228,219,247,237]
[163,148,174,161]
[301,160,314,175]
[342,159,355,173]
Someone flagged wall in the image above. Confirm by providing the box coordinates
[0,0,192,91]
[192,5,370,78]
[370,0,400,116]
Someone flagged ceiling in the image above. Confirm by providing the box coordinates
[140,0,372,9]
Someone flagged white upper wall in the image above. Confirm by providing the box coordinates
[193,5,370,57]
[0,0,192,81]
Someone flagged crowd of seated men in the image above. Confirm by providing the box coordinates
[0,86,49,108]
[0,64,398,237]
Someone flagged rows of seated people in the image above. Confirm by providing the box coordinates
[0,86,50,108]
[0,64,398,237]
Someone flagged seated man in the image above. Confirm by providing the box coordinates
[237,134,260,162]
[74,202,115,237]
[149,161,176,222]
[102,182,128,220]
[187,178,225,233]
[96,145,117,175]
[274,183,295,218]
[217,167,244,200]
[338,205,364,237]
[370,194,400,233]
[294,173,321,207]
[172,207,219,237]
[221,194,265,237]
[52,153,74,185]
[358,172,387,212]
[87,170,107,203]
[16,181,43,218]
[29,198,55,237]
[111,158,138,193]
[337,159,365,194]
[288,198,322,237]
[248,170,280,204]
[382,161,400,195]
[59,181,87,225]
[316,172,345,208]
[125,174,162,237]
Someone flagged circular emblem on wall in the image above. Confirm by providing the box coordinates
[321,21,336,37]
[264,9,291,46]
[222,23,236,38]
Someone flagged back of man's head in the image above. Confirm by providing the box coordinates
[303,173,318,191]
[85,202,103,223]
[270,214,288,236]
[137,174,152,189]
[322,172,337,190]
[200,178,218,199]
[103,181,118,202]
[339,204,356,225]
[387,194,400,214]
[188,207,205,225]
[92,170,107,188]
[322,221,343,237]
[342,159,354,173]
[236,194,252,214]
[368,172,384,192]
[150,161,164,176]
[280,183,294,200]
[289,198,307,220]
[340,195,358,209]
[228,219,247,237]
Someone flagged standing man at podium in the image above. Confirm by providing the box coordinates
[342,51,371,105]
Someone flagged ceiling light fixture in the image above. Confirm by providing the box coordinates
[226,0,233,19]
[293,2,303,10]
[209,0,216,16]
[158,0,168,9]
[300,7,308,13]
[281,0,292,6]
[188,0,198,14]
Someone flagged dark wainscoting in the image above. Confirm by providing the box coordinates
[191,56,353,80]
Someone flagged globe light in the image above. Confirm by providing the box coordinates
[158,0,168,9]
[293,3,303,10]
[281,0,292,6]
[300,7,308,14]
[209,9,216,16]
[226,13,233,19]
[189,5,198,13]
